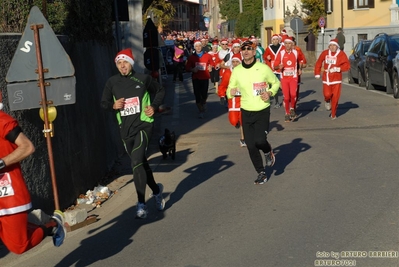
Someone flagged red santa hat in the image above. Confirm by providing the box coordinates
[194,39,202,45]
[281,29,288,35]
[231,53,242,63]
[250,35,257,42]
[282,36,294,43]
[212,40,219,47]
[329,38,339,47]
[115,48,135,66]
[220,38,228,44]
[271,34,279,40]
[231,39,241,47]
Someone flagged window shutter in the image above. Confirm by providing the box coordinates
[325,0,333,13]
[348,0,354,10]
[369,0,374,8]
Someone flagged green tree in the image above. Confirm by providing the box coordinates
[300,0,325,35]
[0,0,68,33]
[142,0,175,31]
[218,0,262,37]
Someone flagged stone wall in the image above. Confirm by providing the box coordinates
[1,34,124,212]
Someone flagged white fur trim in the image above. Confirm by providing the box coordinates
[329,41,339,47]
[115,54,134,66]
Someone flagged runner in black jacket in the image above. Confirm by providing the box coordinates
[101,48,165,219]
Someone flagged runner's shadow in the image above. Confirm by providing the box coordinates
[165,155,233,210]
[266,138,311,179]
[337,101,359,117]
[54,205,164,267]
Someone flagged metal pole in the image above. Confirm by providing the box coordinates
[31,24,60,211]
[113,0,122,51]
[239,0,243,13]
[295,20,299,44]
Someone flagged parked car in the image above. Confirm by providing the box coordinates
[365,33,399,98]
[348,39,372,87]
[392,53,399,99]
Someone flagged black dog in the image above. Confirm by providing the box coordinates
[159,128,176,160]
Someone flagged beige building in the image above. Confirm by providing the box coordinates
[261,0,301,46]
[320,0,399,55]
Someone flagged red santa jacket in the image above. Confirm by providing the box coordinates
[185,52,214,80]
[0,111,32,216]
[314,49,350,85]
[274,48,305,79]
[217,68,241,110]
[263,43,284,74]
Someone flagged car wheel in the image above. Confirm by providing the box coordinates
[393,72,399,99]
[365,69,375,90]
[384,72,393,94]
[358,69,365,87]
[348,70,354,84]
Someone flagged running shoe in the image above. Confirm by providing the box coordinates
[274,102,281,109]
[150,183,165,211]
[136,202,148,219]
[285,114,291,122]
[198,112,204,119]
[265,150,275,167]
[325,101,331,111]
[289,108,297,120]
[52,210,66,247]
[254,171,268,185]
[239,139,247,147]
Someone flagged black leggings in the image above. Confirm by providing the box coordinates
[124,129,159,204]
[241,108,272,173]
[192,79,209,104]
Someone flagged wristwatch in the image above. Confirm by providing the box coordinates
[0,159,6,170]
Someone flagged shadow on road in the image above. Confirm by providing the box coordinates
[266,138,311,179]
[165,155,234,210]
[54,205,164,267]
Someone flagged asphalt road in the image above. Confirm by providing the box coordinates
[2,72,399,267]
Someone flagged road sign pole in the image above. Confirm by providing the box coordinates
[32,24,60,211]
[295,20,299,45]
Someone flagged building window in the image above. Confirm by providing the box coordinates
[357,0,368,8]
[348,0,374,9]
[358,34,367,42]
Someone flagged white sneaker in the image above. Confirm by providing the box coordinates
[325,101,331,111]
[150,183,165,211]
[136,203,148,219]
[239,139,247,147]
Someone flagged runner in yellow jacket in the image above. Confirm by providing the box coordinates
[227,40,280,185]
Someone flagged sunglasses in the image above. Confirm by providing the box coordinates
[221,43,228,45]
[241,46,254,51]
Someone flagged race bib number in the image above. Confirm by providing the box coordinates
[120,97,140,116]
[325,55,337,65]
[253,82,267,96]
[283,67,295,76]
[196,62,207,71]
[0,173,15,198]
